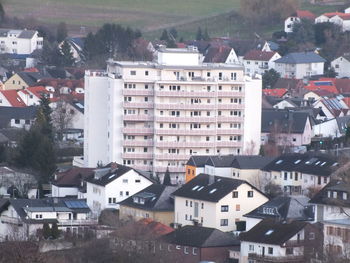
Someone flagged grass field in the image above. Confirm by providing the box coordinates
[2,0,346,39]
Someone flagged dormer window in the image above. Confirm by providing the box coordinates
[343,192,348,200]
[333,191,337,198]
[327,191,331,198]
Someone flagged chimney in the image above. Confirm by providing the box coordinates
[208,175,215,185]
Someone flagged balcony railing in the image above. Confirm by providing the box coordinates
[154,166,185,173]
[155,90,215,98]
[156,141,215,148]
[218,91,244,97]
[217,104,244,110]
[216,141,242,147]
[217,129,244,135]
[283,240,305,247]
[155,129,216,135]
[123,102,154,109]
[123,140,154,147]
[123,115,154,121]
[248,253,305,263]
[217,116,244,122]
[122,128,154,134]
[155,154,190,160]
[155,116,216,123]
[155,104,216,110]
[85,70,108,77]
[122,153,153,159]
[58,219,97,226]
[122,90,154,96]
[132,165,153,171]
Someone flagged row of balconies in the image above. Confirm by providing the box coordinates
[248,253,304,263]
[122,140,242,148]
[123,114,244,122]
[121,89,244,98]
[154,128,243,136]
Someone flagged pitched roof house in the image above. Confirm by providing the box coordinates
[243,50,281,77]
[203,46,239,64]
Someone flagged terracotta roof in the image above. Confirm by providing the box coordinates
[53,166,95,187]
[27,86,52,99]
[321,12,344,18]
[176,42,186,48]
[37,78,84,91]
[203,46,232,63]
[333,78,350,93]
[0,90,26,107]
[243,50,277,61]
[263,88,288,98]
[305,89,334,97]
[337,13,350,20]
[296,10,315,20]
[304,79,339,94]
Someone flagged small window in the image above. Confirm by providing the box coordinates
[309,232,315,240]
[135,179,141,183]
[286,247,293,255]
[220,219,228,226]
[249,244,254,251]
[247,191,254,198]
[268,247,273,255]
[236,204,240,211]
[130,70,136,75]
[145,71,149,76]
[232,191,238,198]
[221,205,229,212]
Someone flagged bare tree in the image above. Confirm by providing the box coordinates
[51,100,74,141]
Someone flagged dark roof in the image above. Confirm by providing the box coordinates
[17,72,44,86]
[119,184,177,211]
[273,78,304,91]
[53,166,95,187]
[0,128,24,142]
[240,218,307,245]
[86,163,153,186]
[275,52,326,64]
[0,198,90,224]
[0,106,38,128]
[262,153,338,177]
[243,50,277,61]
[310,180,350,208]
[231,156,275,169]
[244,196,314,221]
[163,225,239,247]
[207,155,236,167]
[336,115,350,134]
[186,155,209,167]
[17,30,36,39]
[261,109,310,134]
[203,46,232,63]
[172,174,262,202]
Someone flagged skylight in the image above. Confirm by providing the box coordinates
[294,160,301,164]
[192,185,200,191]
[108,174,116,179]
[332,162,338,167]
[320,162,327,166]
[276,160,283,164]
[197,186,204,191]
[265,229,274,235]
[209,188,217,194]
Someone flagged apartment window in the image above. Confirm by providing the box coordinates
[135,179,141,183]
[249,244,254,251]
[295,173,298,181]
[145,84,148,89]
[220,219,228,226]
[284,172,288,180]
[268,247,273,255]
[160,123,163,128]
[217,136,221,141]
[145,71,149,76]
[247,191,254,198]
[207,72,211,77]
[236,204,240,211]
[217,124,221,128]
[144,97,148,102]
[221,205,229,212]
[15,119,20,124]
[201,203,204,209]
[206,149,210,153]
[218,85,222,90]
[218,111,222,116]
[218,99,222,103]
[122,179,128,183]
[120,191,123,196]
[185,214,188,220]
[144,147,148,152]
[218,72,223,80]
[160,136,163,141]
[190,201,192,207]
[206,136,210,141]
[130,70,136,75]
[186,200,188,206]
[25,120,30,125]
[286,247,293,255]
[233,191,238,198]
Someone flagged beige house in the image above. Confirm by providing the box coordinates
[173,174,268,232]
[119,184,177,226]
[4,72,43,90]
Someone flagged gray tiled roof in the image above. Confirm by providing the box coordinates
[0,106,38,128]
[275,51,326,64]
[18,30,36,39]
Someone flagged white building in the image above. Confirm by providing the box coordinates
[85,163,154,216]
[284,10,316,33]
[331,54,350,78]
[0,198,95,241]
[274,52,326,79]
[243,50,281,76]
[172,173,268,232]
[315,12,350,32]
[0,29,43,55]
[84,47,262,178]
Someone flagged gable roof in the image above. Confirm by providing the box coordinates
[53,166,95,187]
[263,88,288,98]
[262,153,338,177]
[203,46,232,63]
[240,218,307,245]
[17,72,44,86]
[163,225,239,247]
[0,90,26,107]
[244,195,314,221]
[186,155,210,167]
[231,156,275,169]
[273,78,304,92]
[17,30,36,39]
[275,52,326,64]
[296,10,316,20]
[244,50,277,61]
[172,173,262,202]
[0,106,37,128]
[261,109,310,134]
[206,155,236,167]
[310,180,350,208]
[119,184,177,211]
[304,79,339,94]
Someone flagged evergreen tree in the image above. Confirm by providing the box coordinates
[262,69,280,89]
[169,28,178,39]
[43,223,51,239]
[51,222,60,239]
[203,28,210,41]
[196,27,203,41]
[160,29,169,41]
[163,167,172,186]
[56,22,68,43]
[60,40,75,66]
[0,2,5,25]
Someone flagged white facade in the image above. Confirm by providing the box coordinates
[331,56,350,78]
[0,29,43,55]
[285,16,301,33]
[275,61,324,79]
[86,169,153,216]
[84,48,262,177]
[243,53,281,77]
[174,183,268,232]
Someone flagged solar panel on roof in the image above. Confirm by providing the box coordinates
[64,200,89,209]
[315,81,332,86]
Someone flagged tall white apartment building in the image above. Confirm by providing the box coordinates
[0,29,43,55]
[84,47,262,177]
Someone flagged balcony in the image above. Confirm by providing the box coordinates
[216,141,242,147]
[122,90,154,96]
[155,90,215,98]
[132,164,153,171]
[155,116,216,123]
[122,153,153,159]
[122,128,154,134]
[218,91,244,97]
[123,140,154,147]
[217,104,244,110]
[123,102,154,109]
[248,253,305,263]
[217,116,243,122]
[156,141,215,148]
[217,129,244,135]
[155,104,216,110]
[283,240,305,247]
[123,115,154,121]
[154,166,185,173]
[85,70,108,77]
[155,154,190,160]
[155,129,216,136]
[58,219,97,226]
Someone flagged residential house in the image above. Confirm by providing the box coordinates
[185,155,209,182]
[4,71,45,90]
[0,29,43,55]
[262,88,289,98]
[261,153,339,195]
[119,184,177,226]
[261,109,313,147]
[313,97,349,120]
[243,50,281,76]
[240,218,322,263]
[203,46,239,64]
[331,54,350,78]
[51,166,95,198]
[274,51,326,79]
[173,173,268,231]
[272,78,305,97]
[0,198,95,241]
[304,79,339,95]
[0,90,26,107]
[303,89,335,102]
[85,163,154,216]
[285,10,316,33]
[261,41,280,52]
[59,37,85,64]
[244,195,314,231]
[310,180,350,259]
[18,86,54,106]
[265,97,311,109]
[0,106,37,129]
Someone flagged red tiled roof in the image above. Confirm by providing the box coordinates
[304,79,339,94]
[176,43,186,48]
[263,88,288,98]
[27,86,52,99]
[322,12,344,18]
[244,50,277,61]
[306,89,334,97]
[137,218,174,236]
[333,78,350,93]
[37,78,84,90]
[0,90,26,107]
[296,10,315,19]
[54,167,95,187]
[23,67,39,73]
